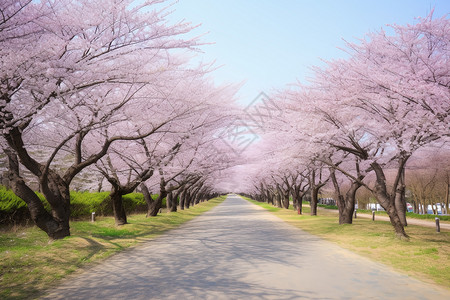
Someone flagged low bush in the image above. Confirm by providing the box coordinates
[317,203,338,210]
[0,186,162,225]
[0,187,30,225]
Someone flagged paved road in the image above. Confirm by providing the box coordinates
[42,195,450,299]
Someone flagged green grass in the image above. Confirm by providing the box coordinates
[245,197,450,290]
[0,186,165,224]
[356,209,450,221]
[318,203,338,210]
[0,196,225,300]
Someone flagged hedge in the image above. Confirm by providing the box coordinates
[0,186,163,225]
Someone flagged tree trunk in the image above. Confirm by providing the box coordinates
[412,199,420,214]
[166,191,172,210]
[140,183,156,217]
[147,193,165,217]
[185,190,192,209]
[431,202,437,214]
[275,191,282,208]
[292,184,308,215]
[340,182,360,224]
[371,162,409,239]
[5,149,69,239]
[282,190,290,209]
[331,169,361,224]
[445,178,449,215]
[179,189,185,210]
[375,189,408,239]
[310,187,319,216]
[195,192,202,205]
[294,194,303,214]
[191,191,198,206]
[266,190,273,205]
[420,201,426,214]
[110,188,127,226]
[394,167,407,226]
[5,149,70,239]
[170,190,178,212]
[97,177,103,193]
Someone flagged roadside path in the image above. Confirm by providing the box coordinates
[357,212,450,230]
[319,206,450,231]
[43,195,450,299]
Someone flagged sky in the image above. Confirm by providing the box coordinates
[167,0,450,105]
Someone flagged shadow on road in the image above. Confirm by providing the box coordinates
[42,196,450,300]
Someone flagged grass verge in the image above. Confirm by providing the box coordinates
[244,197,450,290]
[0,196,226,300]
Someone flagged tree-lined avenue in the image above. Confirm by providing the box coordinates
[42,195,450,300]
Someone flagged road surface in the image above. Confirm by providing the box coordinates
[42,195,450,299]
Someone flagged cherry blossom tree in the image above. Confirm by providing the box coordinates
[276,13,450,238]
[238,13,448,238]
[0,0,202,239]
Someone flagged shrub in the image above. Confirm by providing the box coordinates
[0,186,159,225]
[122,192,147,213]
[318,203,339,210]
[0,186,30,224]
[70,191,110,218]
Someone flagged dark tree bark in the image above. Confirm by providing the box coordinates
[179,189,186,210]
[265,189,273,205]
[281,187,290,209]
[445,172,449,215]
[310,186,319,216]
[394,167,407,226]
[141,182,152,210]
[147,193,165,217]
[170,190,179,212]
[329,167,362,224]
[291,185,308,215]
[296,195,303,214]
[166,191,172,210]
[102,155,154,225]
[275,189,282,208]
[371,161,409,239]
[190,183,203,207]
[309,168,327,216]
[110,187,127,225]
[412,199,420,214]
[185,189,191,209]
[4,149,69,239]
[194,194,201,205]
[141,180,166,217]
[97,177,104,193]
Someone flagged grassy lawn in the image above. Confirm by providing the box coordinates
[0,196,225,300]
[246,198,450,290]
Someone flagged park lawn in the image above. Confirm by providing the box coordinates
[246,198,450,290]
[0,196,226,300]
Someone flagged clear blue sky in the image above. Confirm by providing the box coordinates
[168,0,449,105]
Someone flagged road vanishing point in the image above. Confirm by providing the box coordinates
[43,195,450,300]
